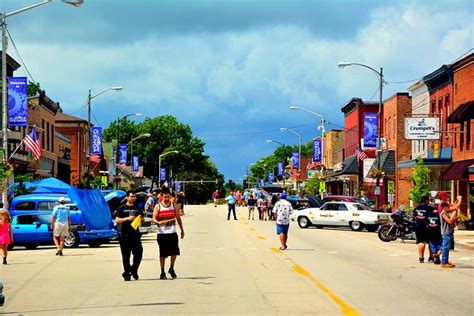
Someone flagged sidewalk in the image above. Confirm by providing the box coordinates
[454,229,474,250]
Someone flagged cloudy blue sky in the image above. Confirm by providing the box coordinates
[4,0,473,181]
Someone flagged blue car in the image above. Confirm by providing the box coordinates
[9,189,118,249]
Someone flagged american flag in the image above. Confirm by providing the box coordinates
[23,127,42,161]
[355,147,367,160]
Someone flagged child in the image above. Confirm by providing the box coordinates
[439,199,459,268]
[0,210,13,265]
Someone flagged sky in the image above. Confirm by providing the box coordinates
[3,0,473,182]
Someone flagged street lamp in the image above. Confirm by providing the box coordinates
[289,105,326,165]
[129,133,151,164]
[338,61,384,209]
[1,0,82,203]
[265,139,284,146]
[280,127,302,180]
[115,112,142,163]
[158,150,179,186]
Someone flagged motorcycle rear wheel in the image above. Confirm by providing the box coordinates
[378,226,396,242]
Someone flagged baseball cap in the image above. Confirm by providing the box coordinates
[438,191,450,199]
[280,193,287,199]
[58,197,66,203]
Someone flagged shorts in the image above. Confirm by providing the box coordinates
[248,206,255,211]
[54,222,69,237]
[276,224,289,235]
[415,228,428,244]
[157,232,180,258]
[429,239,442,253]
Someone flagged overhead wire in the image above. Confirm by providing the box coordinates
[6,26,36,83]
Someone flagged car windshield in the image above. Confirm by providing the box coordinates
[351,204,373,211]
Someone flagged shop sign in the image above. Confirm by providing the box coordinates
[405,118,439,140]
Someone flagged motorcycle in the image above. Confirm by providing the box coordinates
[378,209,416,242]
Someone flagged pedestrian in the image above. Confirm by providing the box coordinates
[426,203,442,265]
[437,192,462,250]
[225,191,238,220]
[243,189,250,207]
[0,210,13,265]
[272,193,293,250]
[114,191,144,281]
[439,197,460,268]
[212,189,220,207]
[247,194,256,220]
[144,193,155,217]
[258,196,267,220]
[152,187,185,280]
[270,194,278,220]
[236,190,242,207]
[178,191,186,215]
[413,195,434,263]
[50,197,71,257]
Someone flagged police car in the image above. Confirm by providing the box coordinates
[290,201,390,232]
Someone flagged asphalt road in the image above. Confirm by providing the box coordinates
[1,205,473,315]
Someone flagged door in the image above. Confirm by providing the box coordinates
[12,215,51,244]
[336,203,351,226]
[317,203,339,225]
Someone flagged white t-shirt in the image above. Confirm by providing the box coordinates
[272,200,293,225]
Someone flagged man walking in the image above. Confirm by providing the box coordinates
[152,188,185,279]
[225,191,237,220]
[50,197,70,256]
[144,193,155,217]
[212,189,220,207]
[440,197,460,268]
[413,195,434,263]
[272,193,293,250]
[114,191,144,281]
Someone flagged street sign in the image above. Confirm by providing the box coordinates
[387,181,394,194]
[375,186,381,195]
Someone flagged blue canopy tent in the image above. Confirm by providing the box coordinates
[31,178,72,194]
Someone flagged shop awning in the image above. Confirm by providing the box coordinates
[368,150,395,175]
[332,156,359,176]
[447,101,474,123]
[440,159,474,180]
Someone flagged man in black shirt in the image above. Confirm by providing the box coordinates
[413,195,434,263]
[426,207,442,265]
[114,191,144,281]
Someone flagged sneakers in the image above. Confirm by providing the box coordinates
[132,273,139,280]
[440,263,455,268]
[55,250,60,256]
[59,250,63,256]
[168,268,177,279]
[160,272,167,280]
[419,257,424,263]
[122,272,131,281]
[428,257,434,263]
[433,254,441,265]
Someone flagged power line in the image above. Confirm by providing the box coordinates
[6,26,36,83]
[198,122,315,137]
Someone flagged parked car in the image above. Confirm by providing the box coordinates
[290,201,390,231]
[9,189,118,249]
[0,281,4,306]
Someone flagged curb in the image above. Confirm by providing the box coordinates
[454,241,474,251]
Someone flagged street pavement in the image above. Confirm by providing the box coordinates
[1,204,473,315]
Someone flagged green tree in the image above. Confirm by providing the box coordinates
[11,174,36,196]
[303,175,321,195]
[27,81,41,97]
[409,158,431,204]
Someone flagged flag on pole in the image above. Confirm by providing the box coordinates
[23,127,42,161]
[355,147,368,160]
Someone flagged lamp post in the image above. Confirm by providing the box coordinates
[289,105,326,163]
[129,133,150,164]
[265,139,284,146]
[115,112,142,163]
[1,0,82,203]
[338,61,384,209]
[158,150,179,186]
[280,127,302,181]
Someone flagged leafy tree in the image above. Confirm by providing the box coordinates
[302,175,321,195]
[409,158,431,204]
[27,81,41,97]
[11,174,36,196]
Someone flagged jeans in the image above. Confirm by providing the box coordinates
[227,203,237,220]
[441,234,453,264]
[119,235,143,275]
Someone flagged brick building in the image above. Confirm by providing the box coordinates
[323,129,345,195]
[445,52,474,215]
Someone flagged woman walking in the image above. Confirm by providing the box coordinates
[0,210,13,265]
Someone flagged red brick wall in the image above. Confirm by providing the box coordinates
[344,108,359,160]
[55,125,87,186]
[397,167,412,207]
[427,83,454,151]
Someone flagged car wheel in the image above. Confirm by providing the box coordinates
[298,216,310,228]
[25,244,38,250]
[88,240,102,248]
[350,221,363,231]
[366,225,377,232]
[64,230,80,248]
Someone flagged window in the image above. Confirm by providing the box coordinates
[16,215,37,225]
[322,203,338,211]
[41,119,45,150]
[454,128,457,148]
[46,122,50,151]
[352,204,372,211]
[388,117,391,140]
[14,202,36,211]
[431,101,436,114]
[467,119,471,150]
[460,122,465,151]
[338,204,349,211]
[52,124,55,151]
[393,115,396,138]
[38,201,59,211]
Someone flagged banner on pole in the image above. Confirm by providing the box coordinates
[278,162,284,177]
[132,156,139,172]
[312,138,322,163]
[160,168,166,181]
[119,144,127,165]
[8,77,28,127]
[268,172,274,183]
[176,181,181,191]
[292,152,299,169]
[90,127,103,155]
[363,113,378,148]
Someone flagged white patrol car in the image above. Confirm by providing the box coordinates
[290,202,390,232]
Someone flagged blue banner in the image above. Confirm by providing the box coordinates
[170,179,175,189]
[278,162,284,177]
[363,113,378,148]
[119,144,127,165]
[260,179,264,187]
[160,168,166,181]
[90,127,103,155]
[176,181,181,191]
[132,156,139,172]
[8,77,28,127]
[292,152,299,169]
[312,138,322,163]
[268,172,274,183]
